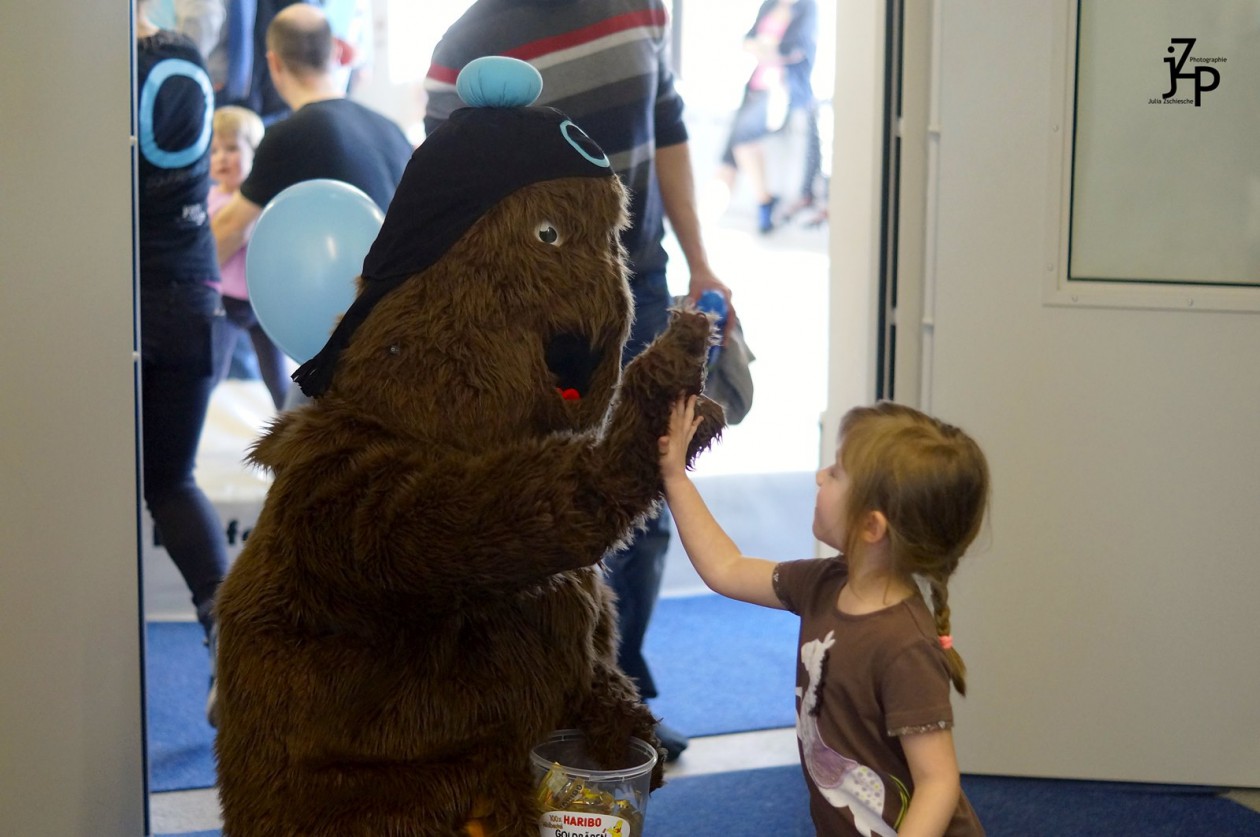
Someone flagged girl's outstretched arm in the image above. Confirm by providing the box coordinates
[659,395,783,609]
[898,729,962,837]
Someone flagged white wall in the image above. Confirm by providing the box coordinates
[0,2,146,834]
[823,1,885,448]
[922,0,1260,785]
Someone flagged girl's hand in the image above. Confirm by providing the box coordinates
[659,394,702,481]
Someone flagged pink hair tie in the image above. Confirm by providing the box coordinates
[938,635,954,650]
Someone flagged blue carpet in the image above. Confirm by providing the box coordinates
[964,774,1260,836]
[957,776,1254,837]
[646,767,1260,837]
[146,621,216,793]
[647,765,814,836]
[145,612,1260,837]
[152,768,1260,836]
[146,594,798,793]
[646,593,798,737]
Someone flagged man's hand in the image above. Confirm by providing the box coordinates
[211,192,263,265]
[687,265,735,340]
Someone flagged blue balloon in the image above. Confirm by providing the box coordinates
[246,179,384,363]
[456,56,543,108]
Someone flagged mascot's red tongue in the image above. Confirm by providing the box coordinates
[546,331,601,403]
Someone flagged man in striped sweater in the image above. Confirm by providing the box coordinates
[425,0,731,763]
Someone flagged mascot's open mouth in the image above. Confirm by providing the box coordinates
[545,332,603,402]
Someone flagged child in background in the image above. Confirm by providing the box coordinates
[659,398,989,836]
[209,105,289,409]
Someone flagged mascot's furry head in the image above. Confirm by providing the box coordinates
[293,58,632,445]
[215,57,724,836]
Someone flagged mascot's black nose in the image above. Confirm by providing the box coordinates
[545,332,602,397]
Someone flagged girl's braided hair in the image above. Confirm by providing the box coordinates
[838,402,990,694]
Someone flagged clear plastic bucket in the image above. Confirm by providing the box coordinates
[531,729,658,837]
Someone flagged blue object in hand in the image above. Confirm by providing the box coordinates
[695,290,728,367]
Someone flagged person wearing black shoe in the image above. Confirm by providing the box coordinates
[136,0,229,721]
[718,0,819,235]
[655,721,690,762]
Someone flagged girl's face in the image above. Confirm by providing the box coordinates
[211,131,254,192]
[813,447,850,550]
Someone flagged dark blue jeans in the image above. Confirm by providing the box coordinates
[218,295,291,410]
[606,269,672,700]
[140,283,229,631]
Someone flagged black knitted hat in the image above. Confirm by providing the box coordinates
[292,57,613,397]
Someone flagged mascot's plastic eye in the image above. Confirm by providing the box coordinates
[535,222,563,246]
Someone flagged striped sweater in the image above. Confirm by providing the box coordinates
[424,0,688,278]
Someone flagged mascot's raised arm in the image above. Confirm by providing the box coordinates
[213,56,724,836]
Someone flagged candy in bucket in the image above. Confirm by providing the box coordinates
[531,730,658,837]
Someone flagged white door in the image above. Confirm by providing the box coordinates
[884,0,1260,785]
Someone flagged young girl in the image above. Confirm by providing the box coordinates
[660,397,989,836]
[208,105,290,409]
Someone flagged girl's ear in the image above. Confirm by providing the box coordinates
[860,510,888,545]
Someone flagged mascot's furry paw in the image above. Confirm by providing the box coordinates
[621,308,726,451]
[578,668,666,790]
[688,393,724,467]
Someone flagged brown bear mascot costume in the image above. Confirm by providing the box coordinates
[213,57,724,836]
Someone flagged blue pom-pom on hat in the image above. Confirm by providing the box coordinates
[456,56,543,108]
